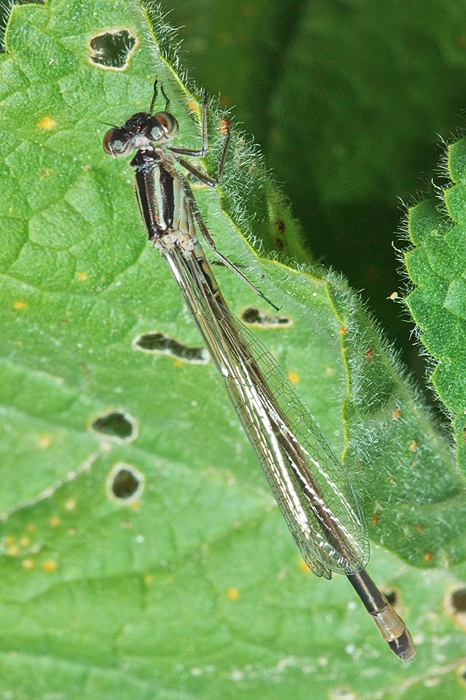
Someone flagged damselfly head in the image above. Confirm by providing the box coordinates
[103,111,179,158]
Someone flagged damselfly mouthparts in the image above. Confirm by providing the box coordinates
[103,81,415,661]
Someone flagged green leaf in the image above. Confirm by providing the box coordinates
[0,0,466,698]
[405,137,466,474]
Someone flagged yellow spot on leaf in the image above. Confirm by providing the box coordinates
[13,301,26,310]
[22,559,34,570]
[392,408,402,420]
[49,516,60,528]
[409,440,418,452]
[68,528,76,536]
[5,536,15,546]
[226,588,239,601]
[20,537,30,547]
[174,360,183,368]
[7,546,19,557]
[340,326,347,334]
[38,435,51,449]
[26,524,36,533]
[144,574,153,585]
[64,498,76,512]
[287,372,299,384]
[43,560,57,572]
[38,116,56,130]
[77,272,88,281]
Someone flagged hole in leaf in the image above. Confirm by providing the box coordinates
[451,587,466,613]
[381,588,397,606]
[90,410,137,442]
[240,306,293,328]
[133,332,209,364]
[329,688,356,700]
[107,463,144,504]
[88,29,138,71]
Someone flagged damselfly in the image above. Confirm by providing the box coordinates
[103,81,415,661]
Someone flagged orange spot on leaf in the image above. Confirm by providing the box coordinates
[38,116,56,130]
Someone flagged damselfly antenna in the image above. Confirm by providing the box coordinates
[149,78,170,115]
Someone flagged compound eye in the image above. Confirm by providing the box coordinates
[153,111,179,138]
[103,128,133,157]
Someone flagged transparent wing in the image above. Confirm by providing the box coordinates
[164,247,370,578]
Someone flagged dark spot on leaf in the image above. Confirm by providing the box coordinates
[276,220,286,234]
[240,307,293,328]
[451,587,466,613]
[107,463,144,504]
[133,331,209,364]
[91,410,136,441]
[88,29,138,71]
[275,237,285,251]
